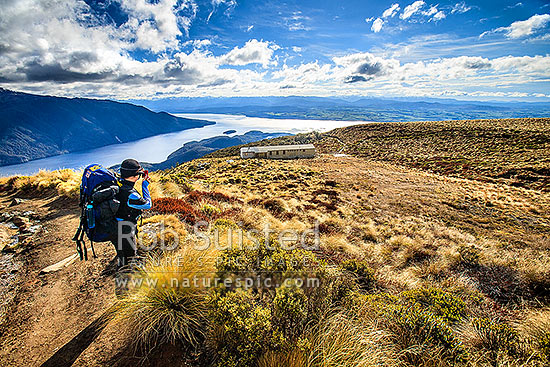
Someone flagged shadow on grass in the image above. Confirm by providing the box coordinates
[457,262,529,306]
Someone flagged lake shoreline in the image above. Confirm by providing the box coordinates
[0,114,361,177]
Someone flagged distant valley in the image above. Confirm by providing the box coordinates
[0,89,214,166]
[134,96,550,122]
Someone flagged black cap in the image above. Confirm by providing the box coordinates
[120,159,143,179]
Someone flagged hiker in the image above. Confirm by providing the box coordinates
[112,159,152,268]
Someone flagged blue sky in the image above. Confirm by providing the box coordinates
[0,0,549,100]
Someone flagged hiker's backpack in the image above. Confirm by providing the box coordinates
[73,164,121,260]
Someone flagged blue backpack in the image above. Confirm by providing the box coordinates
[73,164,121,260]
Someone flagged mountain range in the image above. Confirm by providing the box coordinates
[132,96,550,122]
[0,89,214,166]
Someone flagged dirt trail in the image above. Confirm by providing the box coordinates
[0,193,126,367]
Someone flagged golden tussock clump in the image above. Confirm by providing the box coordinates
[110,245,218,349]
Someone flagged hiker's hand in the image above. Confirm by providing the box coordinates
[142,170,150,182]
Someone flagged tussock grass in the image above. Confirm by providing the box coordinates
[517,308,550,361]
[111,245,217,349]
[3,122,549,366]
[0,169,81,198]
[259,312,396,367]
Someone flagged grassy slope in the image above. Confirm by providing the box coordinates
[1,118,549,366]
[208,118,550,191]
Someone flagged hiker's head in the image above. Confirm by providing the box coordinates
[120,159,144,182]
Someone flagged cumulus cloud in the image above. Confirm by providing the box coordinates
[120,0,195,52]
[382,3,401,18]
[344,75,369,83]
[400,1,425,20]
[272,62,333,84]
[0,0,279,95]
[371,18,384,32]
[494,14,550,39]
[267,52,550,100]
[368,1,449,31]
[0,0,199,83]
[0,0,548,100]
[220,39,279,67]
[333,52,399,83]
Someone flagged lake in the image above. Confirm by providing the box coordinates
[0,114,361,177]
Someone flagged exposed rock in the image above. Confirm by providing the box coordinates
[0,211,20,222]
[22,211,39,219]
[0,225,13,252]
[25,225,42,234]
[39,254,79,274]
[12,216,31,231]
[9,198,28,207]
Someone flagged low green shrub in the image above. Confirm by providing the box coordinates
[210,239,353,366]
[383,303,465,362]
[458,245,480,266]
[273,284,309,342]
[202,203,222,217]
[349,290,466,364]
[341,259,376,290]
[209,288,282,367]
[539,332,550,361]
[471,318,519,357]
[401,287,466,323]
[213,218,238,229]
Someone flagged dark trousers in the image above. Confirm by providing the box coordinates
[111,221,137,268]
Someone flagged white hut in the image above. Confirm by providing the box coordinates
[240,144,316,159]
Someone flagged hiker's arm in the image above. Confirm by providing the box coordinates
[127,181,152,210]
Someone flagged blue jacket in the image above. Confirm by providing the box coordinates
[114,179,151,223]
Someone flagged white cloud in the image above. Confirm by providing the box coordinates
[284,11,312,31]
[0,1,548,100]
[432,11,446,21]
[506,2,524,10]
[400,1,425,20]
[332,52,400,83]
[190,39,212,48]
[491,55,550,74]
[423,6,438,17]
[207,0,237,22]
[420,5,446,21]
[365,17,375,23]
[371,18,385,32]
[451,2,472,14]
[220,39,279,67]
[272,61,334,84]
[120,0,196,52]
[382,3,401,18]
[496,14,550,39]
